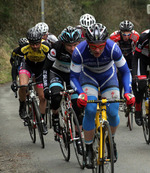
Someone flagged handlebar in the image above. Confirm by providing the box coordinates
[14,81,42,98]
[51,88,75,96]
[87,98,125,104]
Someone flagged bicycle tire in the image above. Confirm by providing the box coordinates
[58,103,70,161]
[99,121,114,173]
[142,98,150,144]
[70,108,85,169]
[45,100,52,129]
[26,97,36,143]
[33,97,45,148]
[127,110,134,131]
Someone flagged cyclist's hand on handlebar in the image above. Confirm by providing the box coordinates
[11,81,18,92]
[44,88,50,100]
[124,93,135,106]
[77,93,87,108]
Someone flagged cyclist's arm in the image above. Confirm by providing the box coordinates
[70,48,83,94]
[42,48,56,89]
[10,47,23,81]
[113,44,131,93]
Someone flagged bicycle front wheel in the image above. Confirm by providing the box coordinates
[127,109,134,131]
[142,99,150,144]
[33,98,45,148]
[45,100,52,129]
[26,97,36,143]
[70,108,85,169]
[99,121,114,173]
[59,105,70,161]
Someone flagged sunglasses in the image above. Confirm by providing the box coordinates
[121,32,131,36]
[88,42,106,50]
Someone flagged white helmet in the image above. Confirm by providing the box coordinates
[35,22,49,36]
[79,13,96,29]
[47,34,58,43]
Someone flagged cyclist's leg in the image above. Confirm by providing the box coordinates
[49,71,64,135]
[18,62,31,119]
[80,72,98,168]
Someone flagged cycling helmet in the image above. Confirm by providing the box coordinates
[26,27,42,43]
[85,23,108,43]
[119,20,134,31]
[47,34,58,43]
[18,37,28,47]
[80,13,96,29]
[35,22,49,36]
[60,26,81,43]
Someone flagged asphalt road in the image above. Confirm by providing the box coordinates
[0,83,150,173]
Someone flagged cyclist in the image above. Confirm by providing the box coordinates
[70,23,135,168]
[43,26,82,151]
[35,22,58,45]
[10,38,29,92]
[110,20,139,103]
[132,29,150,126]
[79,13,96,38]
[12,27,50,135]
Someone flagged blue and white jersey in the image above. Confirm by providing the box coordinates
[70,39,131,94]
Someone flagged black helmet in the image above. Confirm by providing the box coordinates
[26,27,42,43]
[85,23,108,43]
[119,20,134,32]
[60,26,81,43]
[18,37,28,47]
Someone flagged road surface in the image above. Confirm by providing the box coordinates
[0,83,150,173]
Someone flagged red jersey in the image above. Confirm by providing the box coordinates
[110,30,139,56]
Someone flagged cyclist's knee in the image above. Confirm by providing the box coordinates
[83,102,97,130]
[107,103,120,127]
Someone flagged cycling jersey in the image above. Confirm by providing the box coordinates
[70,39,131,94]
[18,41,50,76]
[110,30,139,57]
[43,40,72,89]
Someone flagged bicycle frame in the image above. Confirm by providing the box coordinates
[87,98,124,171]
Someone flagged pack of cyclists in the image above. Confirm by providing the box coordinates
[10,14,150,169]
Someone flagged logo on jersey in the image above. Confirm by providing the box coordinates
[50,48,56,57]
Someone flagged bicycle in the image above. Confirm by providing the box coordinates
[51,84,85,169]
[135,75,150,144]
[87,98,124,173]
[16,78,45,148]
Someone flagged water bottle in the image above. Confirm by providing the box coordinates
[145,98,149,115]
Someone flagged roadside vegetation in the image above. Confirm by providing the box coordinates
[0,0,149,83]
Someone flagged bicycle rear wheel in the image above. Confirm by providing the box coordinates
[33,98,45,148]
[26,98,36,143]
[99,121,114,173]
[58,105,70,161]
[70,108,85,169]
